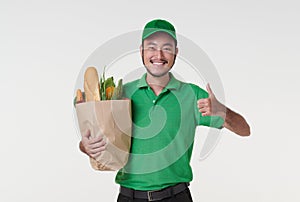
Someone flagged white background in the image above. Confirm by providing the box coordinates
[1,0,299,201]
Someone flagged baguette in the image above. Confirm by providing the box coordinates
[84,67,101,101]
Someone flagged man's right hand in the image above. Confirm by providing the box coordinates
[79,130,107,159]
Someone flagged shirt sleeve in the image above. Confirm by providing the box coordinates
[198,114,224,129]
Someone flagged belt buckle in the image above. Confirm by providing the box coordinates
[147,190,156,201]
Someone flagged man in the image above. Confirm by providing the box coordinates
[79,19,250,202]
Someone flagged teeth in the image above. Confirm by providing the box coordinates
[153,62,164,65]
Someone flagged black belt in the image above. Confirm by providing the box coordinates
[119,182,190,201]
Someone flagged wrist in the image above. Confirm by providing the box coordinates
[79,141,86,154]
[216,105,227,120]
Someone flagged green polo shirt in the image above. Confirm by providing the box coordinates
[115,73,224,191]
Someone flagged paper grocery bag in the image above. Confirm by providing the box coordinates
[76,100,132,171]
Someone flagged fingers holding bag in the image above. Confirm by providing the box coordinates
[80,129,107,159]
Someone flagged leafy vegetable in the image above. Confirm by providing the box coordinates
[112,79,123,100]
[100,67,123,100]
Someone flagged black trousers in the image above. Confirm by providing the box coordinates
[117,188,193,202]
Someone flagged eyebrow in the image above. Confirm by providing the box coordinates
[145,42,174,47]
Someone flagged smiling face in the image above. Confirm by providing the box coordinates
[141,31,178,78]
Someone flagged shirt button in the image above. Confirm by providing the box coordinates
[153,100,155,103]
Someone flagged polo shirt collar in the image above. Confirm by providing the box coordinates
[137,72,181,90]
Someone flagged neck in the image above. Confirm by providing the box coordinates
[146,73,170,96]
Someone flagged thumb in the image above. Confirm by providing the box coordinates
[83,129,91,139]
[206,83,214,97]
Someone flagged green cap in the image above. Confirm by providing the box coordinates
[142,19,177,41]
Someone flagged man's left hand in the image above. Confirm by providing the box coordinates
[197,83,226,119]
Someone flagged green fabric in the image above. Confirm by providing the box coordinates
[115,73,224,191]
[142,19,177,41]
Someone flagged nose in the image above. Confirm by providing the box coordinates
[155,49,163,59]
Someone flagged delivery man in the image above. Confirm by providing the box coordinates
[79,19,250,202]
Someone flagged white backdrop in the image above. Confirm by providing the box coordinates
[1,0,299,201]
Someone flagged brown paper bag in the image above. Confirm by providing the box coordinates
[76,100,132,171]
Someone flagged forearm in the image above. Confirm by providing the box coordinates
[223,107,251,136]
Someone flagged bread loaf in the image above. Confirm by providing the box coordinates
[76,89,84,103]
[84,67,101,101]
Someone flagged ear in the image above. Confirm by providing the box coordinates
[175,47,178,56]
[140,44,143,57]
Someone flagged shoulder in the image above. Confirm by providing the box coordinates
[124,79,139,89]
[123,79,140,98]
[184,83,208,99]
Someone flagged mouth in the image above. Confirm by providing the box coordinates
[150,59,168,66]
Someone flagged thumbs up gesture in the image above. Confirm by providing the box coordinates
[197,83,226,119]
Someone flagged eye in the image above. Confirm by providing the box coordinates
[147,46,156,51]
[162,47,173,53]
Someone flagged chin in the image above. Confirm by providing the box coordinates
[146,68,170,78]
